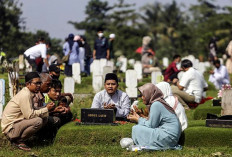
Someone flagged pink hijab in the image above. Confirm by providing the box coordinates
[138,83,175,114]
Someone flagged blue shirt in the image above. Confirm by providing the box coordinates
[63,41,80,65]
[94,37,109,59]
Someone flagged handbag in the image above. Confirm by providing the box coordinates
[62,51,71,63]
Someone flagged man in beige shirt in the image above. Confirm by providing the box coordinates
[1,72,55,151]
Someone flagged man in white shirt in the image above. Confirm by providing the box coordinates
[209,59,230,90]
[24,42,51,72]
[91,73,131,119]
[171,59,208,108]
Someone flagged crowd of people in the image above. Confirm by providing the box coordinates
[2,34,232,152]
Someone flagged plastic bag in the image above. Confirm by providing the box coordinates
[120,138,134,148]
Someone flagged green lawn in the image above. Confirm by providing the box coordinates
[0,72,232,156]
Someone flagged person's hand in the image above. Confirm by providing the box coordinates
[106,55,110,60]
[172,78,178,85]
[93,56,96,60]
[46,102,56,111]
[127,111,140,123]
[133,106,142,114]
[209,70,214,74]
[53,106,65,113]
[108,104,116,109]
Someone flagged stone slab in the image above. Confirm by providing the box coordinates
[151,71,163,84]
[92,75,103,93]
[126,87,137,98]
[64,77,75,94]
[126,70,137,88]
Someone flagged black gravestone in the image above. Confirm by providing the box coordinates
[81,108,115,124]
[206,113,232,128]
[212,99,221,106]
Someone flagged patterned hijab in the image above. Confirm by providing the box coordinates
[138,83,175,114]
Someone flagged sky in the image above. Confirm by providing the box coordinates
[17,0,232,40]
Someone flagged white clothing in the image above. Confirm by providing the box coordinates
[156,82,188,131]
[79,47,85,72]
[179,67,208,103]
[209,65,230,90]
[24,44,47,59]
[91,89,131,118]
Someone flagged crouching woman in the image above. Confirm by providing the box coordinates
[127,83,181,150]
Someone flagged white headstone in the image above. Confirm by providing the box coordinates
[120,58,127,73]
[100,59,107,75]
[151,71,163,85]
[19,55,24,70]
[204,61,211,68]
[64,77,75,94]
[162,57,169,67]
[107,60,114,70]
[198,62,206,74]
[221,89,232,116]
[126,70,137,88]
[126,70,138,98]
[92,60,101,76]
[103,66,113,81]
[134,61,143,80]
[72,63,81,84]
[128,59,135,66]
[0,79,5,119]
[24,59,32,72]
[92,75,103,93]
[219,58,224,65]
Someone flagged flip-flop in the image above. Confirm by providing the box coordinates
[13,143,31,151]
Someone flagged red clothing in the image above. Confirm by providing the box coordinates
[164,62,179,81]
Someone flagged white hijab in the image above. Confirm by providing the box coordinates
[156,82,188,131]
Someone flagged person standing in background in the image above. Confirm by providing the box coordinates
[93,29,109,60]
[81,36,93,76]
[63,33,79,76]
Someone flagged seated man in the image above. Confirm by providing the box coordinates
[91,73,131,119]
[1,72,55,151]
[44,79,72,126]
[209,59,230,90]
[164,54,181,82]
[171,59,208,108]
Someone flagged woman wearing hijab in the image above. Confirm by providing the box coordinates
[156,82,188,131]
[127,83,181,150]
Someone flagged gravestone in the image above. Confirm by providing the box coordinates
[219,58,224,65]
[100,59,107,75]
[107,60,114,70]
[194,59,199,69]
[128,59,135,66]
[204,61,211,68]
[198,62,206,74]
[19,55,24,70]
[91,60,101,75]
[72,63,81,84]
[24,59,32,72]
[126,70,137,98]
[134,61,143,80]
[221,89,232,116]
[0,79,5,119]
[103,66,113,81]
[151,71,163,84]
[64,77,75,94]
[92,75,103,93]
[162,57,169,68]
[120,57,127,73]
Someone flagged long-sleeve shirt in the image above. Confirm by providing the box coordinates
[63,41,80,65]
[164,62,180,81]
[1,87,48,133]
[91,89,131,118]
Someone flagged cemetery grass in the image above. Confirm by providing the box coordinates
[0,74,232,156]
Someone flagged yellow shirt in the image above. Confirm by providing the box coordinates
[1,87,48,133]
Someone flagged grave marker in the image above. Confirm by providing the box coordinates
[72,63,81,84]
[134,61,143,80]
[221,89,232,116]
[120,58,127,73]
[151,71,163,85]
[92,75,103,93]
[103,66,113,81]
[162,57,169,67]
[19,55,24,70]
[126,70,137,98]
[64,77,75,94]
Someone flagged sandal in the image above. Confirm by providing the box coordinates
[12,143,31,151]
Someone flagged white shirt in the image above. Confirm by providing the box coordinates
[24,44,47,59]
[91,89,131,118]
[179,67,208,103]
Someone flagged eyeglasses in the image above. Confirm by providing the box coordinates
[31,82,42,86]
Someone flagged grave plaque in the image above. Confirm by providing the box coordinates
[100,59,107,75]
[120,58,127,73]
[19,55,24,70]
[81,108,115,124]
[64,77,75,94]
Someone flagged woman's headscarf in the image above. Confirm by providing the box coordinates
[138,83,175,114]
